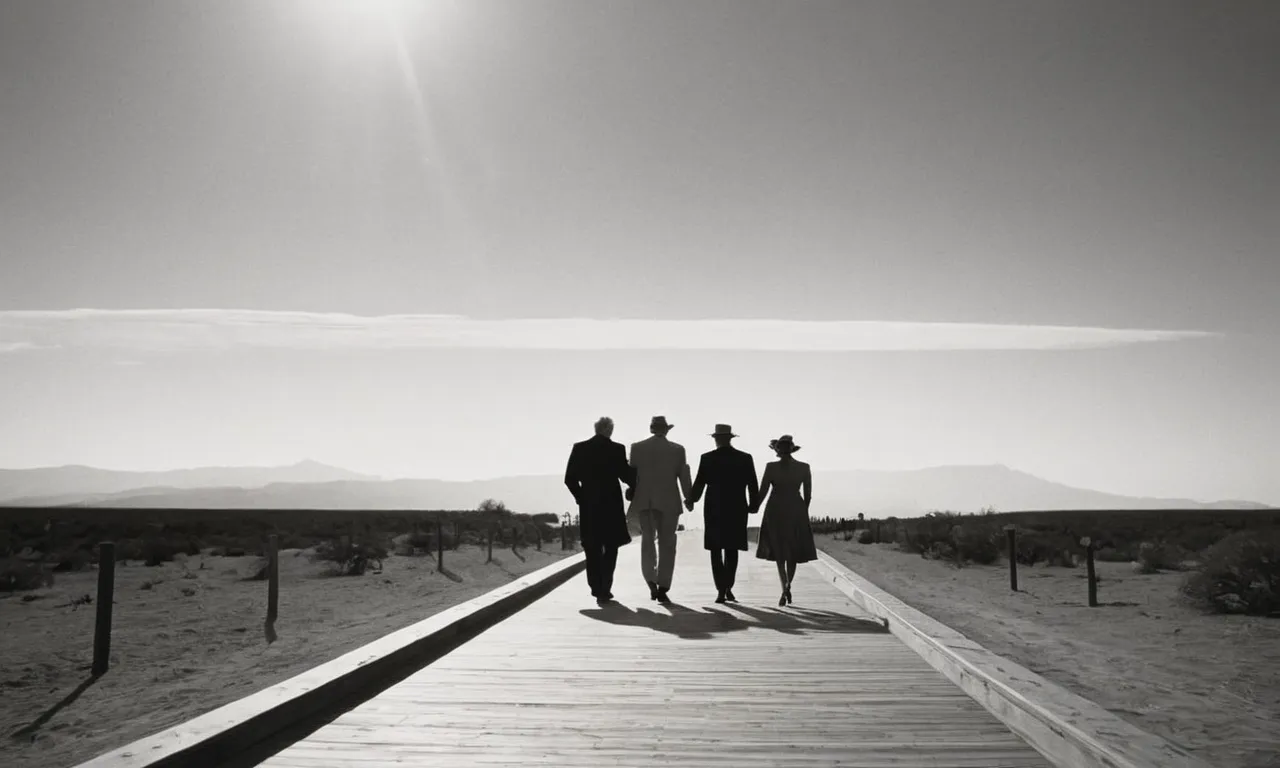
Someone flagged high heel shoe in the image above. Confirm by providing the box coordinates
[785,587,793,605]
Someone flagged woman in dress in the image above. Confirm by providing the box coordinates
[752,434,818,605]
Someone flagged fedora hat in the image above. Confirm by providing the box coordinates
[710,424,737,438]
[769,434,801,454]
[650,415,674,432]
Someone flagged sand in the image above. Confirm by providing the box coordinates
[821,536,1280,768]
[1,542,574,768]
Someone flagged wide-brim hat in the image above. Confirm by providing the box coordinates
[710,424,737,438]
[769,434,801,453]
[650,415,673,431]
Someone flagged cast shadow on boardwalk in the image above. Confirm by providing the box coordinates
[580,600,890,640]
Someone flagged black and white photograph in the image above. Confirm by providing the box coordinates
[1,1,1277,766]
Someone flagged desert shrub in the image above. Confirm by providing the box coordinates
[143,539,183,567]
[1135,541,1183,574]
[1095,546,1134,563]
[1,558,45,592]
[922,541,957,563]
[51,548,93,572]
[312,537,387,576]
[856,529,874,545]
[115,540,145,562]
[1044,548,1079,568]
[1181,530,1280,616]
[950,523,1001,565]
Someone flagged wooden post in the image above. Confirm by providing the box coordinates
[487,526,494,563]
[267,535,279,621]
[436,520,444,573]
[93,542,115,676]
[536,525,542,551]
[45,519,57,587]
[453,521,461,550]
[561,522,567,550]
[1004,525,1018,592]
[1081,536,1098,607]
[265,534,279,643]
[511,526,518,555]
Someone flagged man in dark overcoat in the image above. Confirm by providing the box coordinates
[564,416,635,605]
[687,424,759,603]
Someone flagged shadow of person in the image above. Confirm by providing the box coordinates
[725,603,891,635]
[580,600,890,639]
[580,602,753,640]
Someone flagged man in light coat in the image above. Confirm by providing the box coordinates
[628,415,693,603]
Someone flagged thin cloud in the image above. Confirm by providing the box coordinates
[0,309,1219,353]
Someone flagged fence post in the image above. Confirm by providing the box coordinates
[436,520,444,573]
[487,526,494,563]
[1082,536,1098,607]
[93,542,116,676]
[1004,525,1018,592]
[265,534,279,643]
[561,522,567,550]
[511,526,518,555]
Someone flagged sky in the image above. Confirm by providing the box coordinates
[1,0,1277,504]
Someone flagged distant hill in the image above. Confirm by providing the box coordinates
[0,460,375,503]
[1,462,1269,519]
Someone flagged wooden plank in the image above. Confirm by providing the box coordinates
[812,551,1217,768]
[261,532,1052,767]
[72,552,587,768]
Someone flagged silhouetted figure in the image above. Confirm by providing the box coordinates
[688,424,759,604]
[753,434,817,606]
[628,415,693,603]
[565,416,635,605]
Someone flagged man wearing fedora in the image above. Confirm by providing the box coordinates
[565,416,635,605]
[628,415,693,603]
[688,424,759,603]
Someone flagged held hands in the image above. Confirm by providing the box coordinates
[683,498,695,512]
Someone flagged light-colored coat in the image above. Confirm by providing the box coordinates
[628,434,693,517]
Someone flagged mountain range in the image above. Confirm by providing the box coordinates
[0,460,1270,518]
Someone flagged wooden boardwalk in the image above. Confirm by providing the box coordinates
[256,532,1053,767]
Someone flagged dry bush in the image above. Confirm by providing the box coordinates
[950,523,1001,565]
[855,529,874,545]
[1181,530,1280,616]
[51,548,93,572]
[1,558,45,592]
[1136,541,1185,574]
[311,537,387,576]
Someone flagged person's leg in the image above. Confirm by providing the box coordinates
[583,543,601,597]
[723,549,739,592]
[775,561,788,588]
[639,510,658,593]
[709,549,725,591]
[601,544,619,598]
[657,509,680,590]
[786,560,797,585]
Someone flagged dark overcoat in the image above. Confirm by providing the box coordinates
[690,446,759,551]
[564,435,635,549]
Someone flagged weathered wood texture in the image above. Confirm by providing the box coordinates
[814,551,1215,768]
[73,553,587,768]
[261,532,1052,768]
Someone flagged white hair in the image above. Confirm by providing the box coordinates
[594,416,614,435]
